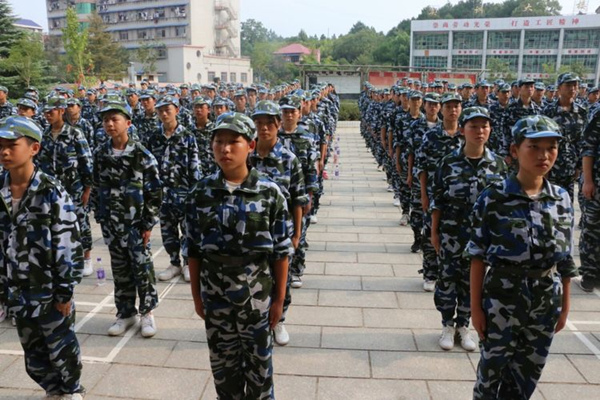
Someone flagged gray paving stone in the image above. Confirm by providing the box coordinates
[321,327,417,351]
[326,242,387,253]
[318,377,429,400]
[326,225,381,234]
[0,388,41,400]
[364,309,442,329]
[397,292,437,309]
[304,262,325,275]
[567,354,600,383]
[358,252,422,265]
[151,298,196,319]
[538,383,600,400]
[113,337,177,367]
[273,347,370,378]
[289,288,319,306]
[0,360,40,390]
[318,290,398,309]
[371,351,475,380]
[0,329,22,351]
[300,275,362,290]
[325,262,394,277]
[362,276,424,292]
[0,355,17,372]
[305,250,357,263]
[358,233,409,243]
[286,305,363,327]
[550,331,600,354]
[281,325,322,348]
[163,340,211,370]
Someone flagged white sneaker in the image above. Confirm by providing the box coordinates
[423,279,436,292]
[158,264,181,281]
[273,322,290,346]
[107,316,138,336]
[140,313,157,338]
[60,394,84,400]
[399,213,409,226]
[457,326,477,351]
[291,275,303,289]
[44,395,62,400]
[11,317,16,326]
[82,259,94,277]
[386,185,394,192]
[182,265,190,282]
[439,325,456,350]
[392,198,401,207]
[310,215,318,224]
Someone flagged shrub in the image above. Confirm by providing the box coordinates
[339,100,360,121]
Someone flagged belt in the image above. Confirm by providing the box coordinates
[204,253,266,267]
[492,265,557,279]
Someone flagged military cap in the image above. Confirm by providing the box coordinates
[589,86,599,94]
[66,98,82,107]
[103,91,124,103]
[99,101,131,120]
[441,92,463,104]
[459,106,491,127]
[139,90,157,100]
[398,87,410,95]
[499,83,511,92]
[279,95,301,110]
[581,83,589,89]
[16,98,37,111]
[211,112,256,141]
[43,96,67,111]
[421,83,429,89]
[126,88,139,96]
[414,80,422,86]
[180,83,189,89]
[155,95,180,109]
[409,90,423,99]
[252,100,281,118]
[23,92,39,102]
[511,81,519,87]
[86,89,97,95]
[547,85,557,92]
[557,72,580,86]
[212,97,229,107]
[406,79,414,84]
[191,83,201,91]
[234,90,246,98]
[193,96,211,107]
[475,80,492,88]
[494,79,505,86]
[441,79,448,84]
[246,86,257,93]
[0,116,42,142]
[447,83,457,90]
[424,93,441,103]
[534,82,546,90]
[512,115,562,143]
[78,85,86,91]
[462,82,474,88]
[518,77,536,86]
[26,86,38,94]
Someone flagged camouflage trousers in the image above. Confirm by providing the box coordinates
[409,178,423,241]
[100,223,159,318]
[281,259,292,323]
[580,190,600,281]
[201,257,274,400]
[15,304,84,396]
[474,269,562,399]
[420,212,439,281]
[76,202,92,253]
[312,170,324,215]
[291,214,311,277]
[434,255,470,327]
[394,158,410,215]
[160,202,188,267]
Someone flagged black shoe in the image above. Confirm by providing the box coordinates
[579,277,595,293]
[411,238,422,253]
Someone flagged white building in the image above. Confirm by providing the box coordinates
[410,14,600,86]
[14,18,44,34]
[46,0,252,84]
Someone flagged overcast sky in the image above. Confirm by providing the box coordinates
[8,0,599,36]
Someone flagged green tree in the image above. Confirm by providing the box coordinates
[486,57,516,81]
[542,61,590,84]
[62,7,91,83]
[373,31,410,66]
[348,21,370,35]
[135,42,163,75]
[0,0,24,92]
[240,19,279,57]
[87,12,128,81]
[1,32,49,89]
[512,0,561,17]
[332,28,383,64]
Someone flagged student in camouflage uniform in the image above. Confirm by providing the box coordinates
[430,107,507,352]
[186,112,292,400]
[92,102,162,338]
[134,90,161,143]
[416,93,463,292]
[65,98,95,151]
[579,101,600,291]
[191,97,216,176]
[468,115,577,399]
[542,73,587,202]
[465,81,493,109]
[0,116,85,399]
[146,96,201,283]
[488,83,512,154]
[125,88,144,120]
[37,96,95,278]
[0,86,15,119]
[82,89,101,131]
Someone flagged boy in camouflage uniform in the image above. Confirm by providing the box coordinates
[0,116,85,399]
[92,102,162,338]
[186,113,292,399]
[191,97,216,176]
[468,115,577,399]
[430,107,507,352]
[134,90,160,144]
[0,86,15,119]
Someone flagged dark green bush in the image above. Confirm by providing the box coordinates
[339,100,360,121]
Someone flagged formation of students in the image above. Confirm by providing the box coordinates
[0,80,339,399]
[360,74,600,398]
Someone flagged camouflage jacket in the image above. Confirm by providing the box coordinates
[431,146,507,245]
[0,101,15,119]
[250,139,309,208]
[278,128,319,193]
[91,138,162,232]
[81,101,101,130]
[37,123,93,201]
[395,112,424,161]
[581,104,600,186]
[133,111,160,144]
[177,107,195,131]
[68,116,96,151]
[145,124,202,205]
[191,119,216,176]
[488,101,510,154]
[94,125,140,149]
[543,99,587,182]
[185,167,293,259]
[464,97,493,110]
[501,99,542,157]
[466,175,577,277]
[0,169,83,318]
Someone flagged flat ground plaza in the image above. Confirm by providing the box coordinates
[1,122,600,399]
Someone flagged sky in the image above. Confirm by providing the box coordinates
[8,0,600,36]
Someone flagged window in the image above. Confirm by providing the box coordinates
[452,55,482,70]
[157,29,166,38]
[241,73,248,83]
[290,55,300,63]
[157,47,167,59]
[563,29,600,49]
[524,30,559,49]
[119,31,129,41]
[137,30,147,40]
[454,32,483,50]
[487,31,520,49]
[175,26,186,37]
[221,72,228,82]
[413,56,447,69]
[208,71,216,82]
[413,33,449,50]
[486,56,518,71]
[230,72,236,82]
[561,55,597,74]
[522,55,557,73]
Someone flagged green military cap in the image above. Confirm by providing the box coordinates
[99,101,131,120]
[212,97,228,107]
[126,88,139,96]
[547,85,557,92]
[441,92,463,104]
[499,83,511,92]
[424,93,441,103]
[193,96,211,107]
[557,72,580,86]
[589,86,599,94]
[279,95,302,110]
[512,115,562,143]
[23,92,39,102]
[86,89,97,95]
[0,86,8,93]
[234,90,246,98]
[156,95,180,109]
[459,106,491,127]
[475,80,492,88]
[139,89,157,100]
[180,83,190,89]
[447,83,457,90]
[66,98,82,107]
[252,100,281,118]
[26,86,38,94]
[518,77,536,86]
[44,96,67,111]
[16,98,37,111]
[0,116,42,142]
[211,112,256,141]
[409,90,423,99]
[534,82,546,90]
[191,83,201,91]
[462,82,474,88]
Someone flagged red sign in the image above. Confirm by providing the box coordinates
[368,71,421,87]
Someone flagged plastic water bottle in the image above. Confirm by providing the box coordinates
[336,146,341,156]
[96,257,106,286]
[334,164,340,179]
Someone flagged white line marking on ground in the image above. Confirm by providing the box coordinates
[567,320,600,361]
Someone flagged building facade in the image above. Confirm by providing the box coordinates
[410,14,600,86]
[46,0,252,84]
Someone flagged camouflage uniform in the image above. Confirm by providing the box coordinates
[191,119,217,176]
[500,99,542,158]
[146,124,201,268]
[0,101,16,119]
[91,138,162,319]
[81,99,101,131]
[133,111,160,144]
[466,175,577,399]
[37,123,94,254]
[395,110,424,215]
[488,100,510,154]
[185,167,293,400]
[0,169,84,397]
[67,116,95,151]
[542,100,587,201]
[580,105,600,283]
[431,146,507,328]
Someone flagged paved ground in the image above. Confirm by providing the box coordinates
[1,121,600,399]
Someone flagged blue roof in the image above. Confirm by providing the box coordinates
[15,19,42,29]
